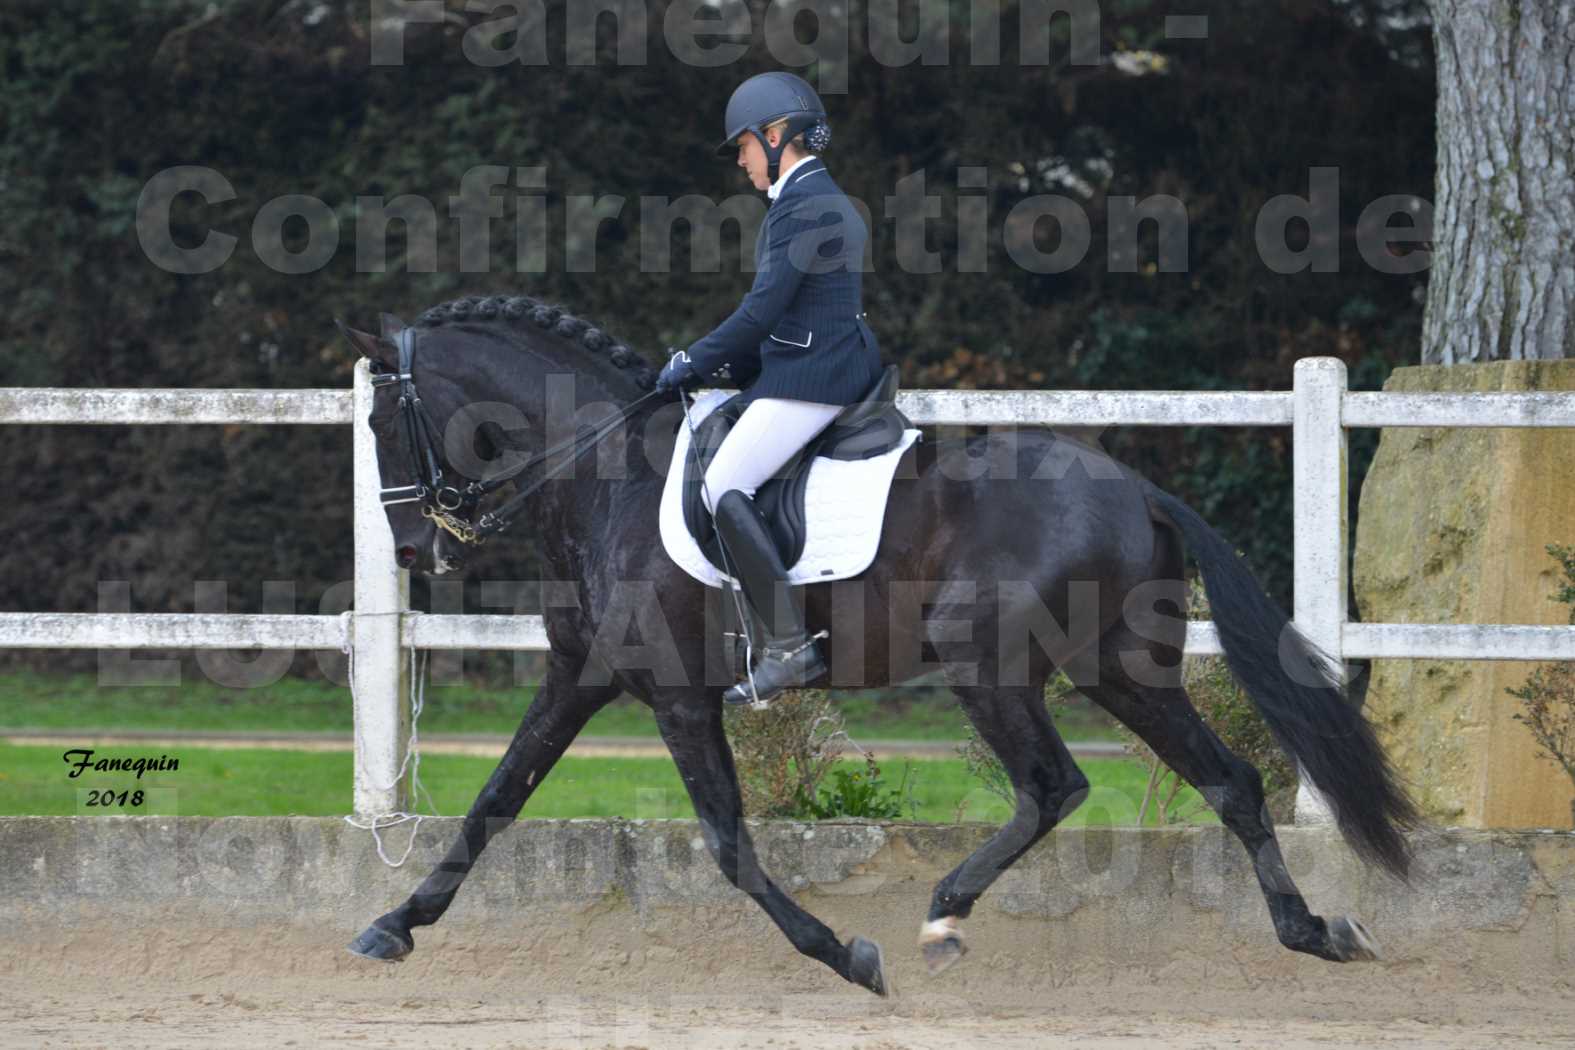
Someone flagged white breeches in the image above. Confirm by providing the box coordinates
[701,397,844,515]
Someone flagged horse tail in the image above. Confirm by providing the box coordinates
[1140,480,1421,881]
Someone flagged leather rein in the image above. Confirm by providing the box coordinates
[371,327,661,546]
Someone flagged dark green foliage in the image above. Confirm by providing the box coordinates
[0,0,1434,673]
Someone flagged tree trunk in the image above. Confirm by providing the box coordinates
[1424,1,1574,363]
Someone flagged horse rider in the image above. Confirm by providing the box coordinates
[655,70,885,706]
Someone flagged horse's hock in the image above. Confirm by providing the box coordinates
[1354,359,1575,829]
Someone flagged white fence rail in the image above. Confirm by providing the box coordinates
[2,358,1573,821]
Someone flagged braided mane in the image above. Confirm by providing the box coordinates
[415,293,659,391]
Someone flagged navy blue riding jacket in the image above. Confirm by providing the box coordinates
[684,159,884,407]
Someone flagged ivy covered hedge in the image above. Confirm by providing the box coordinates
[0,0,1433,673]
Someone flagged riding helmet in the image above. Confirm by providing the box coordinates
[716,71,832,183]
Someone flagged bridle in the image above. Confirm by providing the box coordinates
[371,327,661,546]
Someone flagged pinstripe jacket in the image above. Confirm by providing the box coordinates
[684,159,885,407]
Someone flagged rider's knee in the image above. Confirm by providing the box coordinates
[706,485,752,517]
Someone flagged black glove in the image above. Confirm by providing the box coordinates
[655,347,702,393]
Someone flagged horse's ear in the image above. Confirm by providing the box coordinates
[380,313,408,341]
[335,319,390,365]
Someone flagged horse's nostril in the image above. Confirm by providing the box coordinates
[396,545,418,568]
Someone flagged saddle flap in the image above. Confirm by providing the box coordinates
[677,365,913,575]
[661,388,922,589]
[679,394,756,563]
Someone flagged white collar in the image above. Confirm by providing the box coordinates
[767,155,818,201]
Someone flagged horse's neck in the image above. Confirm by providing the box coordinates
[502,373,664,580]
[566,394,665,516]
[530,440,663,589]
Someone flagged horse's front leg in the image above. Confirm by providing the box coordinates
[348,649,618,961]
[652,695,890,996]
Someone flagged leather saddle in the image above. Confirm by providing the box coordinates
[681,364,912,573]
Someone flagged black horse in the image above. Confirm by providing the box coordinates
[338,294,1418,996]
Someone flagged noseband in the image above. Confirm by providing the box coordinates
[370,327,660,545]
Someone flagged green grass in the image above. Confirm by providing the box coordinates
[0,742,1212,826]
[0,670,1123,743]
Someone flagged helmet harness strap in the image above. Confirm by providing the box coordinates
[749,115,818,186]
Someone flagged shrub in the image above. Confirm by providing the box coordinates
[723,689,919,820]
[1505,544,1575,828]
[794,754,915,820]
[1119,574,1296,825]
[955,574,1297,826]
[955,670,1080,812]
[723,688,849,818]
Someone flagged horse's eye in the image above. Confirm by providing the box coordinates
[474,422,505,462]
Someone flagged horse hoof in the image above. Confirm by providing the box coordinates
[1328,916,1382,962]
[846,936,891,998]
[917,917,968,976]
[347,923,413,963]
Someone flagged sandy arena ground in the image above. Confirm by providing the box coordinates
[4,936,1572,1049]
[7,981,1573,1048]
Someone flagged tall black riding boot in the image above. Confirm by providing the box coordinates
[713,489,828,706]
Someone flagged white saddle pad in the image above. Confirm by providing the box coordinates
[659,390,922,589]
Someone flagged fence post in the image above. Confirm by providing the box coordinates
[1291,357,1347,826]
[351,359,411,820]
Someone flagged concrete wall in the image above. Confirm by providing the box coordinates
[1353,359,1575,829]
[1,817,1570,1002]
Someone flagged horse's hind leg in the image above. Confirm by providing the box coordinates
[922,682,1091,975]
[348,650,619,962]
[1079,614,1379,963]
[651,694,891,996]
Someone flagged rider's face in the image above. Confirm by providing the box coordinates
[736,126,786,192]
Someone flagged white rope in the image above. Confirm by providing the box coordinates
[340,609,441,867]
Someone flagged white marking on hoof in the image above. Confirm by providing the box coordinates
[918,916,968,976]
